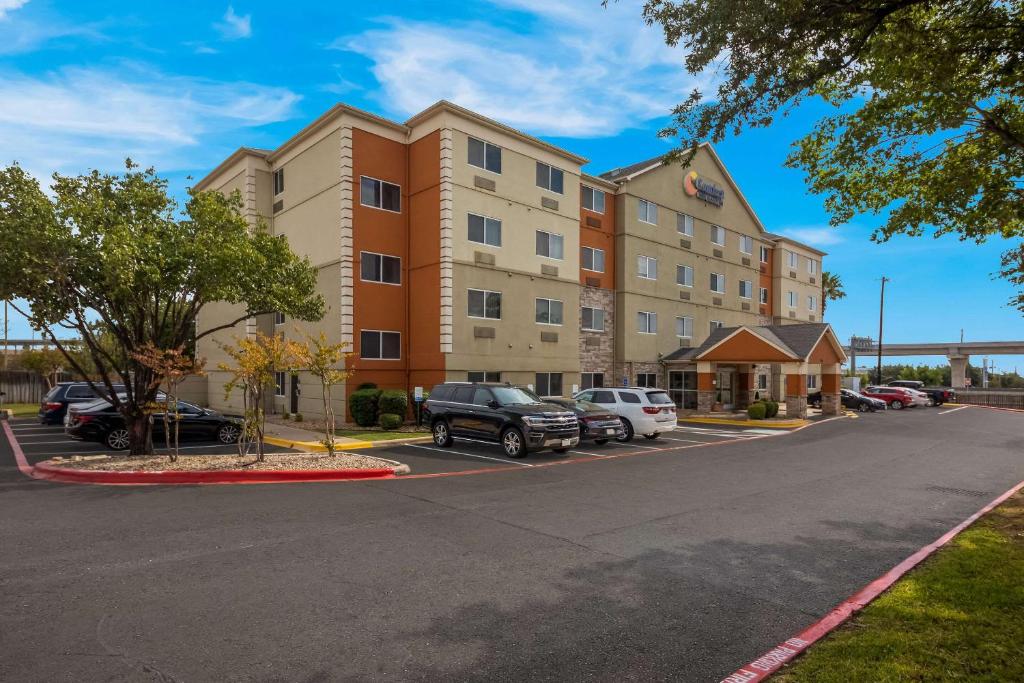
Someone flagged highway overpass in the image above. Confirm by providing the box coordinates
[841,341,1024,388]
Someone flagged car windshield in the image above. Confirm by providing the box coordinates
[573,399,604,412]
[491,386,543,406]
[645,391,674,405]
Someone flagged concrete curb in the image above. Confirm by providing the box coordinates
[719,476,1024,682]
[264,434,433,452]
[678,416,810,429]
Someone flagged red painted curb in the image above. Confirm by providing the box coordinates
[30,459,398,485]
[719,476,1024,683]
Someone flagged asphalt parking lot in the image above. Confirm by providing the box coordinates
[1,405,1021,681]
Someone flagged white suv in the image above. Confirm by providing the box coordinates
[572,387,676,441]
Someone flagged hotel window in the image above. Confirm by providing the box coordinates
[787,250,799,268]
[638,199,658,225]
[468,213,502,247]
[536,230,564,259]
[760,245,770,263]
[739,280,753,299]
[739,235,753,255]
[710,320,724,334]
[274,311,285,326]
[581,306,605,332]
[759,287,769,304]
[535,298,564,325]
[787,291,797,308]
[808,295,817,311]
[637,255,658,280]
[710,224,726,246]
[807,375,818,390]
[468,288,502,319]
[581,246,605,272]
[535,372,563,397]
[710,272,725,293]
[582,185,605,213]
[677,212,694,236]
[468,371,501,382]
[636,373,658,388]
[360,330,401,360]
[676,264,693,287]
[581,372,604,390]
[676,315,693,339]
[758,374,768,390]
[274,371,286,397]
[360,176,401,212]
[637,311,657,334]
[360,252,401,285]
[468,137,502,173]
[807,258,818,275]
[273,168,284,195]
[536,162,564,194]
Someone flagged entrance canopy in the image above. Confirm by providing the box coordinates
[663,323,847,365]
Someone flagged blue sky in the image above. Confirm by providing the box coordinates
[2,0,1022,371]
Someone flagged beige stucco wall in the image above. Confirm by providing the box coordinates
[772,240,825,324]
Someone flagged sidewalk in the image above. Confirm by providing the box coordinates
[262,421,432,451]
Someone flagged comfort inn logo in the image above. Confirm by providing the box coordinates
[684,171,725,207]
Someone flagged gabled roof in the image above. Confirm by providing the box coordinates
[599,153,665,182]
[663,323,846,363]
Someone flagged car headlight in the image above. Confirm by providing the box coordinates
[521,416,543,426]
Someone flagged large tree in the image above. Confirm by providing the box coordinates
[0,161,324,454]
[638,0,1024,307]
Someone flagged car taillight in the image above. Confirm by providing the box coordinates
[45,402,62,410]
[74,415,94,424]
[642,406,660,414]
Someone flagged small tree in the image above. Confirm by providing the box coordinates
[133,344,206,462]
[218,332,302,462]
[291,332,352,455]
[821,271,846,317]
[17,346,65,388]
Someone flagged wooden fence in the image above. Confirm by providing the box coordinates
[955,388,1024,410]
[0,371,72,404]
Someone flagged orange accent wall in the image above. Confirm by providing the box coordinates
[821,373,840,393]
[786,373,807,397]
[697,372,715,392]
[578,185,615,289]
[700,329,797,362]
[759,246,773,317]
[808,333,843,365]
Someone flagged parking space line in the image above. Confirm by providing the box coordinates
[408,444,533,467]
[627,443,663,450]
[570,450,609,457]
[659,437,706,443]
[938,406,970,415]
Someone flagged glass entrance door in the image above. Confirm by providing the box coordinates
[716,370,733,409]
[669,371,697,410]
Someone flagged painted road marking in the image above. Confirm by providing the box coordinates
[938,406,971,415]
[408,444,533,467]
[659,436,706,443]
[570,450,609,457]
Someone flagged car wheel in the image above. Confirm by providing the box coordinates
[432,420,453,447]
[594,439,609,445]
[617,419,634,442]
[217,423,241,444]
[105,428,130,450]
[891,399,904,410]
[934,400,944,407]
[501,427,526,458]
[858,401,869,412]
[644,433,659,440]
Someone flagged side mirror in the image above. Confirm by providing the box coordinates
[487,400,500,410]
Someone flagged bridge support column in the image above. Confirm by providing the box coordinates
[948,355,969,389]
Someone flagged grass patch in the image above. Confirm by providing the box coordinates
[775,491,1024,682]
[3,403,39,417]
[335,429,428,442]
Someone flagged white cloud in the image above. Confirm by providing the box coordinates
[0,66,299,178]
[0,0,29,20]
[777,225,846,246]
[335,1,715,138]
[215,5,251,40]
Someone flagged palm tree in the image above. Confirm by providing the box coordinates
[821,271,846,317]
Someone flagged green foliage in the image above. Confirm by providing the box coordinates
[764,400,779,418]
[348,388,381,427]
[641,0,1024,312]
[357,382,378,390]
[820,271,846,317]
[747,402,767,420]
[378,413,403,430]
[378,389,408,417]
[294,413,303,422]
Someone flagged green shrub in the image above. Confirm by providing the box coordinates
[378,389,408,417]
[348,388,381,427]
[294,413,303,422]
[747,402,767,420]
[378,413,403,430]
[764,400,779,418]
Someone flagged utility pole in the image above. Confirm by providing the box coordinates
[876,277,889,385]
[2,299,7,371]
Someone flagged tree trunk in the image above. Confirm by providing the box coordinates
[126,411,154,456]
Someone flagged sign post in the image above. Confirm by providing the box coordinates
[413,386,424,426]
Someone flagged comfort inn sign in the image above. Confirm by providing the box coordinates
[684,171,725,207]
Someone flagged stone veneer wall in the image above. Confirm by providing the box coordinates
[614,361,665,388]
[579,287,614,381]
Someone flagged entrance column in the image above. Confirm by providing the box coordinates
[783,362,808,419]
[820,362,842,415]
[948,355,969,389]
[697,361,715,413]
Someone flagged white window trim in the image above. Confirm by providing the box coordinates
[581,306,605,332]
[807,259,817,275]
[581,185,605,213]
[637,255,658,280]
[467,212,502,248]
[677,212,694,237]
[359,175,401,213]
[274,311,285,326]
[535,297,564,326]
[273,169,284,196]
[760,246,770,264]
[638,199,657,225]
[467,288,502,320]
[359,329,402,361]
[581,246,605,273]
[787,250,798,268]
[808,295,817,311]
[787,291,798,308]
[710,272,725,294]
[637,312,658,335]
[274,371,286,397]
[536,162,564,195]
[739,280,753,299]
[358,251,402,287]
[711,225,726,246]
[759,287,769,304]
[536,229,565,261]
[739,235,753,255]
[676,316,693,339]
[468,137,502,175]
[676,264,693,288]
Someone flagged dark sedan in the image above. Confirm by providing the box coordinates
[808,388,886,412]
[544,398,625,444]
[65,399,242,450]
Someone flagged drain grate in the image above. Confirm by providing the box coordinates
[927,485,991,498]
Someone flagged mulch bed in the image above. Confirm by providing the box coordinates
[46,452,397,472]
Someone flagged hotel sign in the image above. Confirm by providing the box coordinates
[684,171,725,207]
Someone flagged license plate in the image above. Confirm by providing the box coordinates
[606,428,616,435]
[561,439,571,447]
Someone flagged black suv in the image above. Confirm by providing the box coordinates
[39,382,125,425]
[424,382,580,458]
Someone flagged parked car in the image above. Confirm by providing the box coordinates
[65,399,242,450]
[887,380,955,406]
[38,381,125,425]
[861,386,919,410]
[544,397,625,444]
[808,388,886,412]
[572,387,676,441]
[900,387,933,407]
[423,382,580,458]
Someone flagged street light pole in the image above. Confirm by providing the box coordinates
[876,277,889,385]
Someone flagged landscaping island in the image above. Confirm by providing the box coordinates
[44,452,400,472]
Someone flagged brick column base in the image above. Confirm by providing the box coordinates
[698,391,715,413]
[786,395,808,419]
[821,392,841,415]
